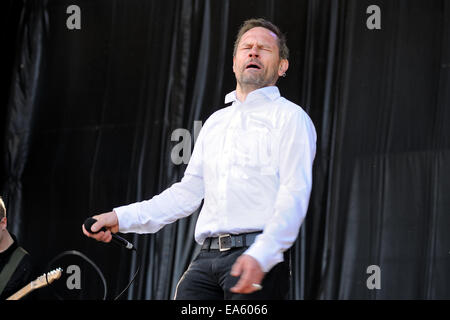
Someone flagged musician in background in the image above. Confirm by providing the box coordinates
[0,196,34,300]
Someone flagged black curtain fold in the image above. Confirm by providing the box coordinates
[318,0,450,299]
[3,0,48,239]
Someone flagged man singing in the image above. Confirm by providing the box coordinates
[83,18,316,300]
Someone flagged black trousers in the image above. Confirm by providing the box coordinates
[174,247,290,300]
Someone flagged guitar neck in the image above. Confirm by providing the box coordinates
[6,268,62,300]
[6,283,33,300]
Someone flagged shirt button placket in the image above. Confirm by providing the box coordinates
[218,112,238,227]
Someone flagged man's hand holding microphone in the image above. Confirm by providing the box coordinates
[82,211,135,250]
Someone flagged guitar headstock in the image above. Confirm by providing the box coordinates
[31,268,63,290]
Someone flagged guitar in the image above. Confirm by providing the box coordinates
[6,268,63,300]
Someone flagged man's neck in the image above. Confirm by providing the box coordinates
[235,84,263,102]
[0,230,14,253]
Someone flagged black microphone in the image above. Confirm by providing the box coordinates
[84,217,135,251]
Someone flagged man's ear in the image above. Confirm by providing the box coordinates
[0,217,6,230]
[232,56,237,74]
[278,59,289,77]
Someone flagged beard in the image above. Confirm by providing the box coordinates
[239,71,266,87]
[236,66,278,90]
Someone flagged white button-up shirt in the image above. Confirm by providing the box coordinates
[115,86,317,272]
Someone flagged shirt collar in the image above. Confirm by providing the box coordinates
[224,86,280,105]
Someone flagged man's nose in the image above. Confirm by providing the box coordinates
[248,47,260,57]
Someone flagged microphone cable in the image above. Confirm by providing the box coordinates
[46,245,140,300]
[82,217,141,299]
[46,250,108,300]
[113,245,140,300]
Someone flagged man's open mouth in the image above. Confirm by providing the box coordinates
[245,63,262,70]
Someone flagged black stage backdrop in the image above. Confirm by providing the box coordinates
[1,0,449,300]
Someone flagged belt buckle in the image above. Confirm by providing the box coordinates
[219,234,232,252]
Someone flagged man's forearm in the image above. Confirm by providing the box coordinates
[114,173,204,234]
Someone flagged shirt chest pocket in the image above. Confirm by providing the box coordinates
[231,126,278,174]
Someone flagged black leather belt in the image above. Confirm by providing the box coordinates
[201,232,262,252]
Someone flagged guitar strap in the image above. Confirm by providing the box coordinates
[0,246,28,296]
